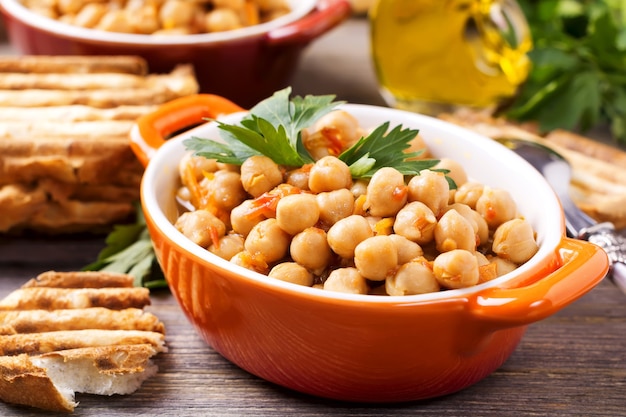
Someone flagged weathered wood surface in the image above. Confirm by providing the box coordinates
[1,235,625,417]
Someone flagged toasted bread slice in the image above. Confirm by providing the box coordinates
[0,65,198,108]
[0,55,148,75]
[0,344,159,412]
[0,271,167,412]
[23,270,135,289]
[0,287,151,311]
[0,329,166,356]
[0,308,165,335]
[0,104,158,122]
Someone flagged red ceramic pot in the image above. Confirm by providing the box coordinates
[0,0,351,107]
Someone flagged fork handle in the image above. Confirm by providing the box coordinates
[579,222,626,294]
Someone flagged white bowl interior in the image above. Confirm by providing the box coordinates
[0,0,317,45]
[141,104,563,303]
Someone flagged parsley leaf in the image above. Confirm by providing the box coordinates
[339,122,440,178]
[183,87,343,166]
[82,205,166,289]
[183,87,449,185]
[509,0,626,144]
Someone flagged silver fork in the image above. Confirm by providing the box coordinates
[497,138,626,294]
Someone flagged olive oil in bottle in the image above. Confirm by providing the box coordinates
[369,0,532,115]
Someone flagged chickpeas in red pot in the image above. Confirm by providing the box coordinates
[174,88,539,296]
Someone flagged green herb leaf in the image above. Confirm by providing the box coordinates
[82,205,166,289]
[185,87,344,166]
[339,122,443,180]
[510,0,626,144]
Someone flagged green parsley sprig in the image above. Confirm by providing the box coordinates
[508,0,626,144]
[184,87,448,182]
[82,204,166,289]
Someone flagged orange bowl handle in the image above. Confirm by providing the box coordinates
[468,238,609,327]
[265,0,351,46]
[130,94,244,167]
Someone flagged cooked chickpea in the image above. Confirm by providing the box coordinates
[434,209,476,253]
[230,199,264,237]
[313,110,362,148]
[490,256,518,277]
[205,7,243,32]
[240,155,283,198]
[407,169,449,216]
[364,167,407,217]
[201,170,247,212]
[175,209,226,248]
[256,0,290,13]
[386,259,440,296]
[308,156,352,193]
[323,267,369,294]
[73,3,107,28]
[290,227,333,273]
[350,180,368,198]
[159,0,199,29]
[230,251,268,274]
[316,188,354,227]
[269,263,314,287]
[327,215,373,259]
[179,154,218,183]
[130,5,162,35]
[354,235,398,281]
[57,0,83,14]
[393,201,437,245]
[434,158,468,188]
[476,186,517,228]
[96,10,134,33]
[276,193,320,235]
[492,218,539,264]
[389,234,423,264]
[209,233,245,260]
[432,249,479,289]
[443,203,489,246]
[213,0,246,10]
[454,181,484,209]
[244,218,290,263]
[285,165,311,190]
[405,134,429,159]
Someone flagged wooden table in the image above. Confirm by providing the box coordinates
[2,17,626,417]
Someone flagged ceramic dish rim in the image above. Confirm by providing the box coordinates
[0,0,317,45]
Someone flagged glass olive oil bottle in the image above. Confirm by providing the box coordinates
[370,0,532,115]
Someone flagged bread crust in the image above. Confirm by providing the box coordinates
[0,58,198,234]
[0,55,148,75]
[0,287,151,311]
[0,354,76,413]
[0,308,165,335]
[0,344,160,412]
[0,271,166,412]
[0,329,166,356]
[23,270,135,288]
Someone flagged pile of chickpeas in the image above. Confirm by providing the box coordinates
[174,110,539,296]
[23,0,291,35]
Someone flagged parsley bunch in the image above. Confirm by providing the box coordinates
[507,0,626,144]
[184,87,445,180]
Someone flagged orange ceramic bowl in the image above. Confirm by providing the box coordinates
[130,94,609,403]
[0,0,350,108]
